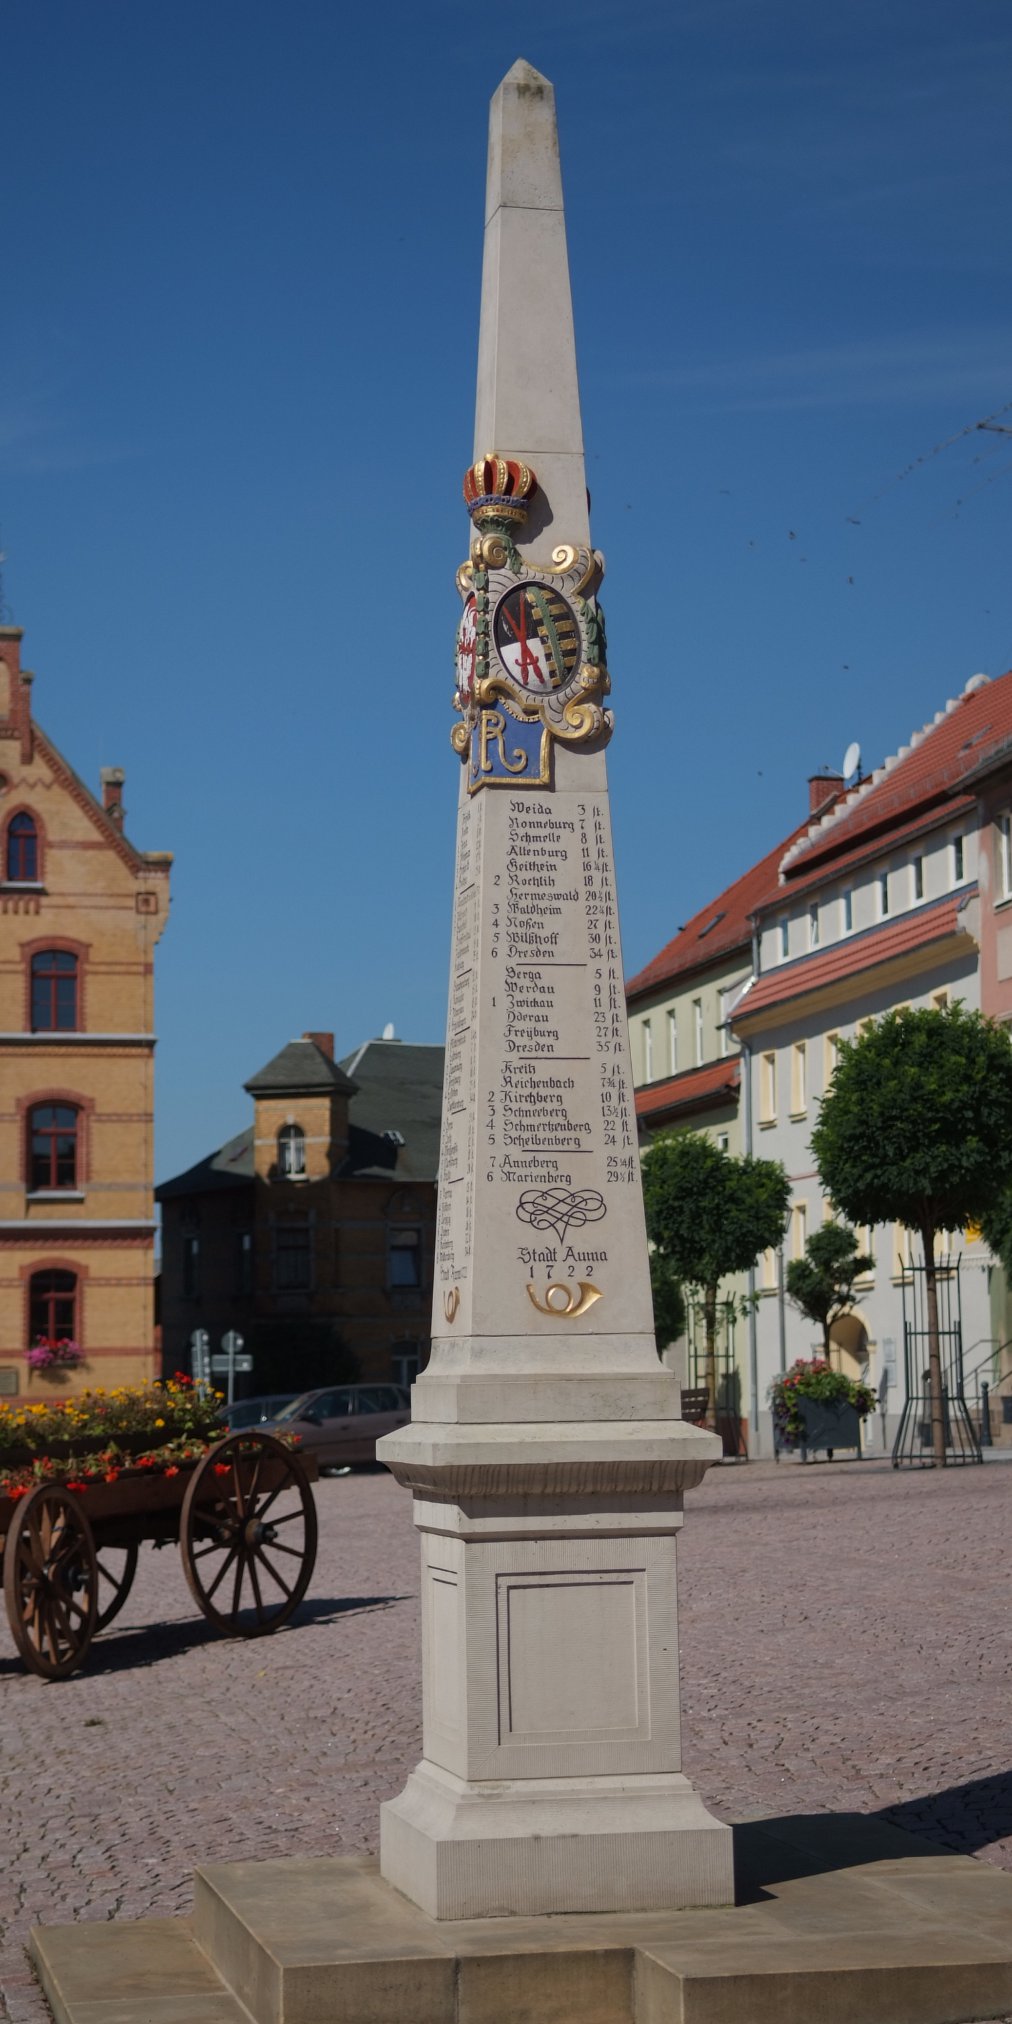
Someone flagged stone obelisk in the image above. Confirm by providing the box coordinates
[378,61,732,1920]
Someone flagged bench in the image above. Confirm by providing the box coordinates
[680,1386,711,1426]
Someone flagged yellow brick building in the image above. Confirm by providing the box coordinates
[0,625,171,1400]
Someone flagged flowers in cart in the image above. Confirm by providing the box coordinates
[0,1378,304,1501]
[26,1336,85,1371]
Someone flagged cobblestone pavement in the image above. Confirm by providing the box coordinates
[1,1456,1010,2021]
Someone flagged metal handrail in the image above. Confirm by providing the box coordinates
[962,1338,1012,1396]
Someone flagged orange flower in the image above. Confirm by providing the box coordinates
[104,1468,120,1483]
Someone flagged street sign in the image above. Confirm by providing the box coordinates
[211,1353,253,1375]
[189,1328,211,1385]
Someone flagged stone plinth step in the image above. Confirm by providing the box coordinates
[29,1915,254,2024]
[31,1818,1012,2024]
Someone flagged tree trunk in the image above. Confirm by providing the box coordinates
[920,1222,946,1468]
[822,1316,833,1363]
[703,1283,718,1431]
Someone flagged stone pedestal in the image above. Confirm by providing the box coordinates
[379,1420,733,1917]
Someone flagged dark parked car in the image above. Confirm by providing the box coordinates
[262,1385,411,1471]
[219,1394,298,1431]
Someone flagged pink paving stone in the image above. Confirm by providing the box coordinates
[1,1456,1010,2023]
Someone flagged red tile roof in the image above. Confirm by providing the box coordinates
[635,1056,741,1123]
[627,817,812,1001]
[733,890,976,1024]
[766,796,977,906]
[781,671,1012,883]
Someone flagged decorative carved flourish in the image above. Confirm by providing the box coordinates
[526,1280,603,1318]
[443,1287,460,1323]
[516,1186,606,1245]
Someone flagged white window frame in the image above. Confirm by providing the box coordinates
[952,834,965,885]
[779,918,789,960]
[911,855,924,904]
[878,872,890,920]
[278,1123,307,1180]
[808,903,820,950]
[791,1040,807,1116]
[998,813,1012,901]
[643,1018,653,1082]
[841,890,853,935]
[693,997,704,1067]
[760,1050,777,1124]
[667,1009,678,1075]
[792,1200,808,1261]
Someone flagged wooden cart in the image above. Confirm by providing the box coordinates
[0,1431,318,1680]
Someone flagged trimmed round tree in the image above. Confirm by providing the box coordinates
[811,1003,1012,1466]
[786,1222,875,1361]
[641,1131,790,1426]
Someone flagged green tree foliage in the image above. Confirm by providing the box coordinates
[980,1189,1012,1279]
[641,1132,791,1422]
[812,1003,1012,1465]
[649,1251,686,1358]
[786,1222,874,1359]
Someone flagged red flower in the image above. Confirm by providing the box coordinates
[65,1480,88,1493]
[104,1468,120,1483]
[164,1465,180,1477]
[213,1461,231,1476]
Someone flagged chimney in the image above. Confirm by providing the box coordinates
[809,770,843,817]
[303,1030,334,1060]
[101,767,126,827]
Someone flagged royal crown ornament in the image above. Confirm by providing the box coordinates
[463,452,539,530]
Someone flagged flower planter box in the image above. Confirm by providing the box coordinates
[797,1396,862,1458]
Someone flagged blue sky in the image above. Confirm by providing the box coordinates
[3,0,1011,1183]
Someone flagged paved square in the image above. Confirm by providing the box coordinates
[1,1456,1009,2022]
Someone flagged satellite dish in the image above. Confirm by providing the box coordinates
[842,740,861,782]
[382,1021,396,1040]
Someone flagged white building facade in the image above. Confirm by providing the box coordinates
[732,674,1011,1458]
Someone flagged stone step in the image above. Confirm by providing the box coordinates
[30,1915,254,2024]
[31,1821,1012,2024]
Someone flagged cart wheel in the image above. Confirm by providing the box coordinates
[180,1432,317,1638]
[3,1484,99,1679]
[95,1543,139,1632]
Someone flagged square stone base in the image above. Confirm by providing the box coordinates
[380,1759,734,1917]
[29,1817,1012,2024]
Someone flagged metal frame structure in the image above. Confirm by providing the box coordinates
[892,1257,981,1467]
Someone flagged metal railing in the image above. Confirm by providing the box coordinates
[960,1338,1012,1446]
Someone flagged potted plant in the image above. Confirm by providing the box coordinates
[769,1357,876,1459]
[26,1337,86,1372]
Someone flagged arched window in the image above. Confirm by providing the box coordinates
[278,1124,306,1178]
[31,951,79,1032]
[28,1104,79,1191]
[6,812,38,882]
[29,1269,77,1347]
